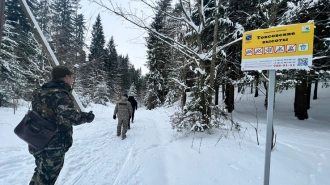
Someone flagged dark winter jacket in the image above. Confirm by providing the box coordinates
[29,79,91,155]
[128,96,138,110]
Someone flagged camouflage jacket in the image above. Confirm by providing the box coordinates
[29,79,89,154]
[113,97,133,120]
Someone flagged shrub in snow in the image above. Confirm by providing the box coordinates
[170,99,237,134]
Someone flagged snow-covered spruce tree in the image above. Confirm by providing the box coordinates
[71,0,87,67]
[0,20,18,107]
[118,55,130,94]
[88,14,105,62]
[36,0,52,41]
[0,0,47,106]
[71,12,87,100]
[144,0,173,109]
[35,0,54,75]
[73,14,86,64]
[169,0,243,133]
[51,0,76,66]
[282,0,330,119]
[104,36,120,101]
[162,3,184,106]
[85,14,109,105]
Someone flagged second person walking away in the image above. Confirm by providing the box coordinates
[113,94,132,140]
[128,96,137,123]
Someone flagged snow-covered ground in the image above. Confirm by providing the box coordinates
[1,84,329,185]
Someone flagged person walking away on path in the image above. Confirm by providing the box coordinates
[128,96,137,124]
[113,94,132,139]
[29,65,95,185]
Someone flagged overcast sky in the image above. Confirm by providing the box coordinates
[79,0,154,75]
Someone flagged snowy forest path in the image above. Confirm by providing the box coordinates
[57,107,176,185]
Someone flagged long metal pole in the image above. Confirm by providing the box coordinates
[264,70,276,185]
[0,0,6,49]
[17,0,84,112]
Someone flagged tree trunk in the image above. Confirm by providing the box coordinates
[148,94,152,110]
[254,72,259,97]
[229,84,235,112]
[226,83,234,113]
[238,84,242,93]
[222,83,225,102]
[294,84,298,116]
[313,80,318,99]
[306,79,311,109]
[263,81,268,109]
[294,79,308,120]
[0,93,3,107]
[251,81,253,94]
[215,84,219,105]
[208,0,220,120]
[271,124,275,150]
[181,87,186,109]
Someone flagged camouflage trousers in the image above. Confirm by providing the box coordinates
[117,118,129,138]
[29,149,65,185]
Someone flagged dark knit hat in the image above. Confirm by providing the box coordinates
[51,65,74,79]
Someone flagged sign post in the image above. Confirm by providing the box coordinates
[264,70,275,185]
[241,23,314,185]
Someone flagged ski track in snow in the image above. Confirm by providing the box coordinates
[56,109,174,185]
[59,119,145,185]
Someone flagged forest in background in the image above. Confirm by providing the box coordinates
[0,0,145,107]
[1,0,329,133]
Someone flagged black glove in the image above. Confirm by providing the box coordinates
[85,111,95,123]
[113,115,116,120]
[136,107,137,110]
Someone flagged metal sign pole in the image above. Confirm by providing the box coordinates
[263,70,276,185]
[17,0,85,112]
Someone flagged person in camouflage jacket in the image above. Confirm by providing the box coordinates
[29,66,95,185]
[113,94,132,140]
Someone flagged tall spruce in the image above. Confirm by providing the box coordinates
[72,0,86,64]
[51,0,75,65]
[89,14,105,62]
[73,14,86,63]
[1,0,45,107]
[104,36,120,100]
[85,13,108,104]
[118,54,130,93]
[145,0,172,109]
